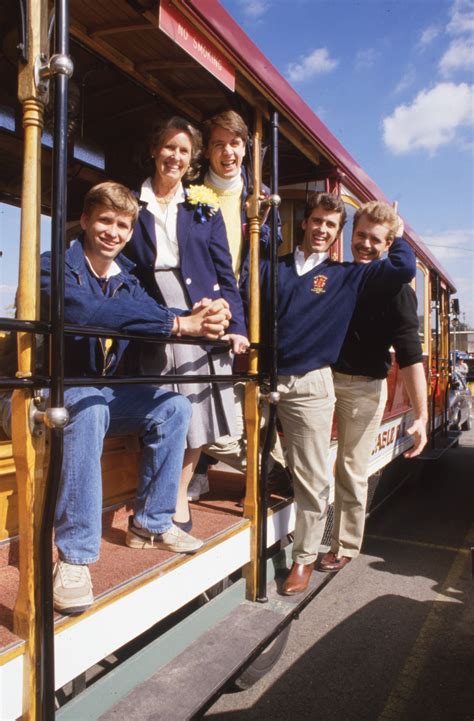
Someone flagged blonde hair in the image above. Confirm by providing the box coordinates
[353,201,399,241]
[83,182,139,224]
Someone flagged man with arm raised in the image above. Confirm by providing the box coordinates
[320,200,427,573]
[256,192,416,595]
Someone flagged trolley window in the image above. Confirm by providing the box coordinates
[415,263,428,350]
[0,202,51,319]
[341,194,360,262]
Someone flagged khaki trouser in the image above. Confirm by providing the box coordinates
[276,367,335,565]
[332,372,388,558]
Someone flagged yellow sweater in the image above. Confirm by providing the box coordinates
[205,176,243,279]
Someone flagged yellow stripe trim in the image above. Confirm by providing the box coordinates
[365,533,472,555]
[376,524,473,721]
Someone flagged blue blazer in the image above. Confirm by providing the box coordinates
[126,199,247,336]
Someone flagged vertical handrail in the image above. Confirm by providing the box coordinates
[441,290,450,433]
[243,109,262,601]
[12,2,48,719]
[256,110,279,603]
[39,0,71,717]
[446,291,453,433]
[430,276,440,446]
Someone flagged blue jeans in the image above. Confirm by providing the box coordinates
[58,385,192,564]
[0,385,192,564]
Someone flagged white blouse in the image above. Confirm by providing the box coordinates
[140,178,185,269]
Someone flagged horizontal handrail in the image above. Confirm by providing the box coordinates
[0,372,262,391]
[0,318,49,333]
[0,377,50,389]
[0,318,265,349]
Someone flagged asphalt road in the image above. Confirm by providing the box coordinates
[205,421,474,721]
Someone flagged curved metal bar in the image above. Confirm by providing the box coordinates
[39,0,70,717]
[257,109,280,603]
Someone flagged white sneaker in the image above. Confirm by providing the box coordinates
[187,472,210,502]
[126,519,203,553]
[53,560,93,615]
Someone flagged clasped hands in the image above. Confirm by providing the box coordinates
[173,298,249,354]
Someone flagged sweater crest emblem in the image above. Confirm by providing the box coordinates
[311,274,328,294]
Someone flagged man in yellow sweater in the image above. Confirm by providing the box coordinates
[202,110,249,280]
[188,110,287,500]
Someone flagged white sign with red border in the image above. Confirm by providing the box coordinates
[159,3,235,92]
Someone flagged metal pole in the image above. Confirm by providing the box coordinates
[39,0,72,717]
[257,110,280,602]
[13,3,49,719]
[430,277,440,446]
[447,292,453,432]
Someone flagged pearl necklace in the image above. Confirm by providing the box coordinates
[153,183,178,205]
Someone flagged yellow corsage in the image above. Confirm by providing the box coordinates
[186,185,220,223]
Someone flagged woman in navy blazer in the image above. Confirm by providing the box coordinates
[126,116,248,530]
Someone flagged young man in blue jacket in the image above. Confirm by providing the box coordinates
[38,182,231,614]
[256,192,416,595]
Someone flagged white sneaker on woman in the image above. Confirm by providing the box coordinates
[187,472,210,501]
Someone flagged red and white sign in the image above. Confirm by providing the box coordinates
[159,3,235,92]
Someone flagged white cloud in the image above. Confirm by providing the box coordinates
[238,0,270,20]
[439,38,474,75]
[422,228,474,325]
[383,82,474,154]
[393,66,416,95]
[447,0,474,35]
[418,25,441,49]
[287,48,338,83]
[355,48,378,71]
[421,228,474,260]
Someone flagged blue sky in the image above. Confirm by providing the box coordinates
[221,0,474,326]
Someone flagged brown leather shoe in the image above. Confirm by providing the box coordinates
[319,551,352,572]
[282,562,314,595]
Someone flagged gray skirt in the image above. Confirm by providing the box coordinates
[140,269,238,449]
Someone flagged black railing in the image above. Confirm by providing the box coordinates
[257,109,279,602]
[39,0,70,717]
[430,276,440,446]
[0,318,266,348]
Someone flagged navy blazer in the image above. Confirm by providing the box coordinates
[126,198,247,337]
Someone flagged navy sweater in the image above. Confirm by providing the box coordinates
[260,237,416,375]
